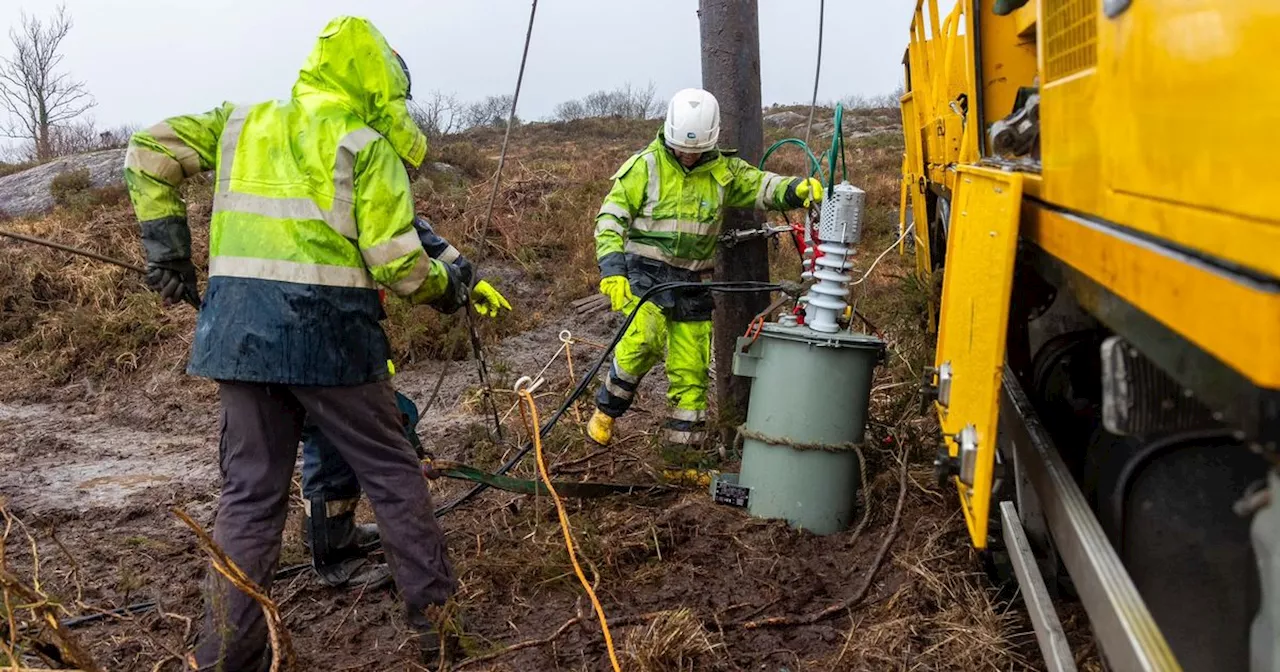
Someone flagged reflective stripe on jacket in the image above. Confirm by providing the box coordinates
[124,16,447,385]
[594,131,801,274]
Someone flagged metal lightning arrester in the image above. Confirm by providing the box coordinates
[803,182,865,333]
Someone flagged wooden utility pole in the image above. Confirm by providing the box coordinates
[699,0,769,434]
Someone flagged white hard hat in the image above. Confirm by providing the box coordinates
[664,88,720,152]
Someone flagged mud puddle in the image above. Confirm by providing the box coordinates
[0,402,216,514]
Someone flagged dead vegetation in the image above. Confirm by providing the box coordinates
[0,499,105,671]
[0,109,1058,670]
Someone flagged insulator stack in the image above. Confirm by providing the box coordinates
[802,182,865,333]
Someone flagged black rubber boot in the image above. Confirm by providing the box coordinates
[408,605,462,671]
[304,497,390,589]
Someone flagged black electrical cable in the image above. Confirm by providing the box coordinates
[432,280,784,517]
[273,280,785,580]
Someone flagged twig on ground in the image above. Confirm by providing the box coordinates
[0,505,104,672]
[551,447,611,474]
[738,444,909,629]
[46,529,83,605]
[452,612,659,671]
[173,508,295,672]
[324,582,368,647]
[149,653,181,672]
[452,615,584,670]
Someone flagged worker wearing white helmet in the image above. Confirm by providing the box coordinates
[588,88,823,465]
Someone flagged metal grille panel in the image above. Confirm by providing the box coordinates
[1044,0,1098,81]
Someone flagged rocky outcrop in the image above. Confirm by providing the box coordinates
[764,110,807,128]
[0,148,126,218]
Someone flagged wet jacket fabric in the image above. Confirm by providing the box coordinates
[124,17,445,386]
[593,131,803,275]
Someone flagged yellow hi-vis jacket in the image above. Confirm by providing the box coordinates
[124,17,448,385]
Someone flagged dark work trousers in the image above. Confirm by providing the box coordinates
[300,391,424,506]
[195,381,454,672]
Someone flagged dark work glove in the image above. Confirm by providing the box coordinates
[140,215,197,307]
[453,255,476,289]
[428,260,470,315]
[145,259,199,307]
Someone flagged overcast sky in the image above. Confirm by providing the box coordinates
[1,0,914,134]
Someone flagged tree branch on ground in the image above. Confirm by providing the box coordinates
[173,509,295,672]
[0,502,104,672]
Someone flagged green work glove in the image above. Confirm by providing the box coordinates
[795,177,824,208]
[599,276,636,313]
[471,280,511,318]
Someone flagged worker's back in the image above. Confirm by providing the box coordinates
[125,16,443,388]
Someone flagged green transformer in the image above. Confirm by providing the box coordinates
[721,322,885,535]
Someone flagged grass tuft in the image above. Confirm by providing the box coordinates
[624,609,722,672]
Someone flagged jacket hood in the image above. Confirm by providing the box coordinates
[292,16,427,167]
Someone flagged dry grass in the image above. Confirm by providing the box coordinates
[0,108,1061,670]
[624,609,721,672]
[0,183,207,402]
[0,117,648,393]
[828,509,1037,671]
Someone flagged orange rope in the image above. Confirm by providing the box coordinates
[516,385,621,671]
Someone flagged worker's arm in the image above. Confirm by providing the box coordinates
[594,153,649,278]
[124,103,232,223]
[722,157,815,211]
[124,102,235,305]
[411,215,471,282]
[411,215,510,317]
[354,139,466,312]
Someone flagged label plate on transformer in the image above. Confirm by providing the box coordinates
[712,480,750,508]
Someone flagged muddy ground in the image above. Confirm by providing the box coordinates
[0,111,1098,671]
[0,282,1094,671]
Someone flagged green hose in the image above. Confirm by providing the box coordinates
[761,137,826,182]
[758,102,850,192]
[827,103,849,190]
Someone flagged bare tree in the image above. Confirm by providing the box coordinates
[0,5,95,161]
[841,87,904,110]
[557,81,661,121]
[46,118,133,156]
[464,94,517,129]
[410,90,465,140]
[553,99,587,122]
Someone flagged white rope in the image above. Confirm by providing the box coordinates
[852,223,915,286]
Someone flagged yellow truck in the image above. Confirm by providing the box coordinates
[902,1,1280,670]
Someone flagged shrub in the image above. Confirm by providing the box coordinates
[48,168,127,212]
[433,143,495,180]
[0,161,38,178]
[49,168,93,207]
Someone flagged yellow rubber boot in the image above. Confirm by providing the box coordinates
[586,410,614,446]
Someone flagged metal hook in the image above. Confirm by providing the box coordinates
[513,376,545,395]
